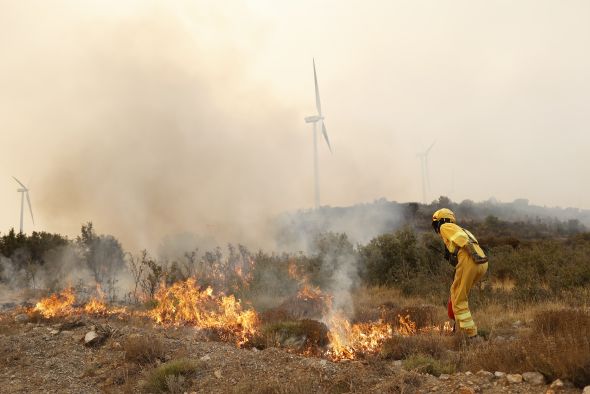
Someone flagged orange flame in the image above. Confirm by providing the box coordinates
[325,314,453,361]
[34,288,76,318]
[326,313,393,360]
[149,278,258,345]
[84,298,108,315]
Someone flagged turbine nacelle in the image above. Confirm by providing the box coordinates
[304,115,324,123]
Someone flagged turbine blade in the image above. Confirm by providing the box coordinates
[26,192,34,225]
[313,59,322,116]
[425,157,431,189]
[12,176,26,189]
[425,140,436,155]
[321,122,332,153]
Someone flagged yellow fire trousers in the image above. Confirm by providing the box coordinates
[450,249,488,337]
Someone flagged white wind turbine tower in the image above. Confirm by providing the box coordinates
[12,176,34,233]
[417,141,436,204]
[304,59,332,210]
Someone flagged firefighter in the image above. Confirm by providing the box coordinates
[432,208,488,338]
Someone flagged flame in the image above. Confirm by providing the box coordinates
[286,261,334,316]
[29,273,453,361]
[326,313,393,360]
[84,298,108,315]
[34,288,76,318]
[33,286,129,318]
[325,314,453,361]
[397,314,417,335]
[149,278,258,345]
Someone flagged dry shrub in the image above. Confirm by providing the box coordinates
[531,308,590,335]
[261,319,329,351]
[402,354,456,376]
[353,305,383,323]
[394,305,439,329]
[258,307,295,325]
[276,297,327,320]
[380,334,454,360]
[123,335,166,365]
[26,309,46,324]
[143,358,203,393]
[378,370,423,393]
[465,308,590,387]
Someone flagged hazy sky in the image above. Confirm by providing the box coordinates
[0,1,589,249]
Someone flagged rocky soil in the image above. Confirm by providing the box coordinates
[0,311,587,394]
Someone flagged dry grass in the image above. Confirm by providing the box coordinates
[377,370,424,393]
[123,335,166,365]
[230,378,319,394]
[464,308,590,387]
[353,287,431,312]
[381,334,459,360]
[475,299,572,331]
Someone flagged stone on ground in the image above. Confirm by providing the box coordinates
[522,371,545,385]
[506,374,522,384]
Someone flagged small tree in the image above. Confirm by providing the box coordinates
[127,251,145,304]
[139,251,164,299]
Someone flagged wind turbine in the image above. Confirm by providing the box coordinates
[12,177,34,233]
[304,59,332,210]
[417,141,435,204]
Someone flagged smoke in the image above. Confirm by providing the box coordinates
[0,2,315,251]
[326,252,359,318]
[275,200,404,253]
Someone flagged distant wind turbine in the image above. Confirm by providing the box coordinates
[12,176,34,233]
[304,59,332,209]
[417,141,436,204]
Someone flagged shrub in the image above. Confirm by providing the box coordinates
[402,354,455,376]
[123,335,166,365]
[381,335,450,360]
[143,358,203,393]
[262,319,328,349]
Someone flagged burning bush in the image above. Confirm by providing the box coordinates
[149,278,259,346]
[33,287,76,318]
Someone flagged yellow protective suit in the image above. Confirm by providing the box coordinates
[439,222,488,337]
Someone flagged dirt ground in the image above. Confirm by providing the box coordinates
[0,310,583,394]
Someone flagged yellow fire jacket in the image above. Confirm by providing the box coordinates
[439,223,487,262]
